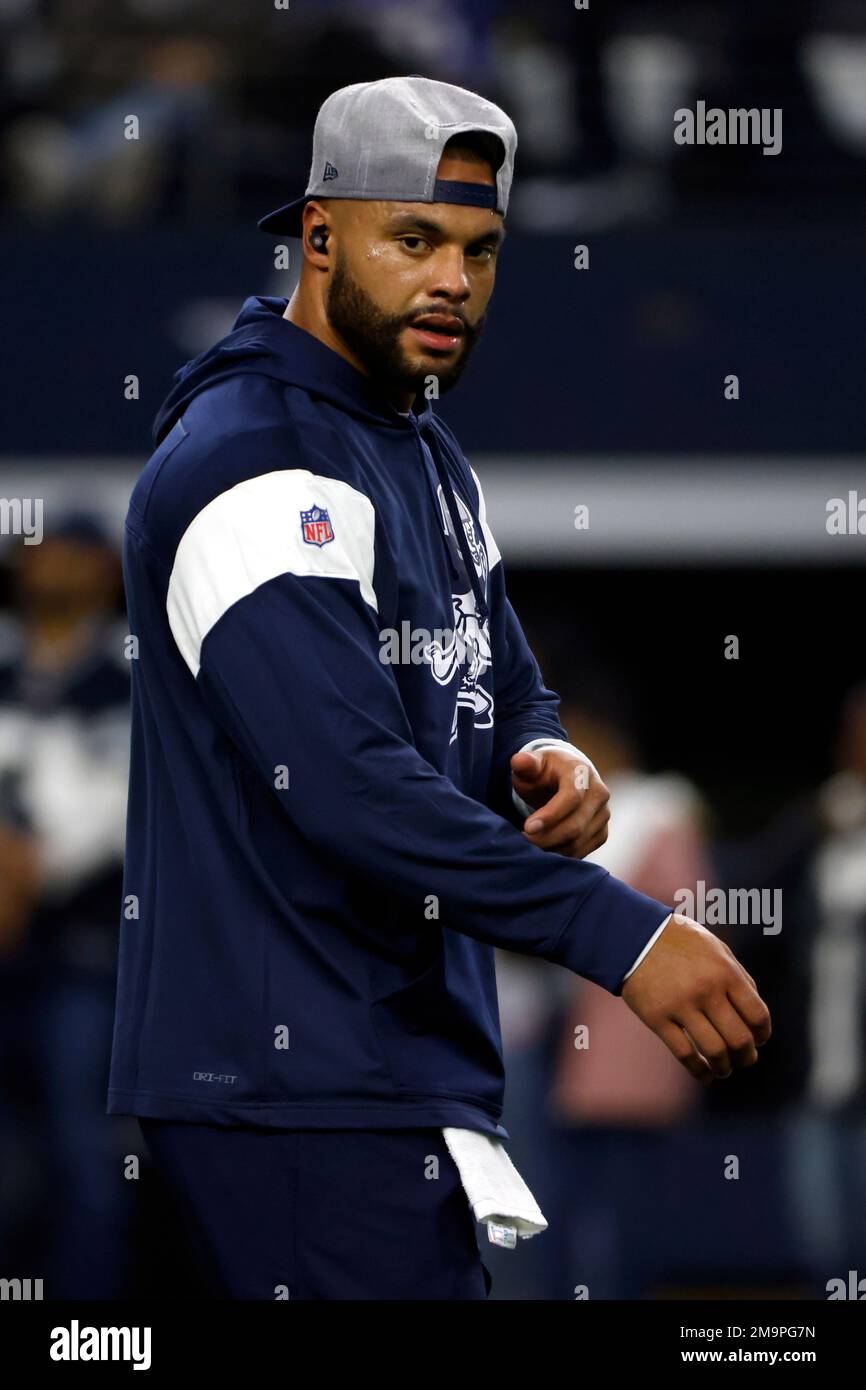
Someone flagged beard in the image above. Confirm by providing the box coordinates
[324,253,486,402]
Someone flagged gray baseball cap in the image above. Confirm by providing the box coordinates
[257,74,517,238]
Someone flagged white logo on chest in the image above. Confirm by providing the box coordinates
[424,487,493,743]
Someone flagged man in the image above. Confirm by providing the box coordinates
[107,76,770,1300]
[0,516,134,1296]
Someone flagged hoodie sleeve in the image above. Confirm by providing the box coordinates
[487,588,576,825]
[165,459,670,995]
[465,466,582,825]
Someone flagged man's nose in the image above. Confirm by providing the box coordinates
[425,249,472,300]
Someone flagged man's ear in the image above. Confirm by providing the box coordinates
[301,202,332,259]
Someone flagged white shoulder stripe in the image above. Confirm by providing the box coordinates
[469,465,501,570]
[167,469,377,677]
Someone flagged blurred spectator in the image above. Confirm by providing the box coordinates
[490,667,713,1299]
[541,675,712,1298]
[788,684,866,1286]
[3,1,865,228]
[0,515,135,1297]
[714,681,866,1287]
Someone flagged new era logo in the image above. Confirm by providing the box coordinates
[323,161,339,181]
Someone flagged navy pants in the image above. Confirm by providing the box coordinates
[140,1120,492,1300]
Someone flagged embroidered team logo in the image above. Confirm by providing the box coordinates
[425,486,493,743]
[425,594,493,742]
[300,505,334,547]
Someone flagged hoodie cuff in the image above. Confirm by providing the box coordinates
[547,874,674,995]
[622,913,673,981]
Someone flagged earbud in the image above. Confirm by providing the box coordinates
[310,228,329,252]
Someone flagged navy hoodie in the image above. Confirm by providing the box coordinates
[107,295,670,1138]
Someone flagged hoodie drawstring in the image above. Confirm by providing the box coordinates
[409,418,490,624]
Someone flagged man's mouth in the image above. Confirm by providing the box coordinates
[406,314,466,352]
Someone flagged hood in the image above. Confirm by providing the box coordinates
[152,295,436,446]
[151,295,487,620]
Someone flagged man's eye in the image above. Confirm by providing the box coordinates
[397,236,496,261]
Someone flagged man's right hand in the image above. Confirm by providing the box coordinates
[621,912,772,1083]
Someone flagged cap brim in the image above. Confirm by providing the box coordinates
[257,195,310,237]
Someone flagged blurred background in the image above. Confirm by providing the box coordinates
[1,0,865,1300]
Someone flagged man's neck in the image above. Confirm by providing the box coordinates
[282,293,416,413]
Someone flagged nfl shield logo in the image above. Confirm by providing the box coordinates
[300,504,334,547]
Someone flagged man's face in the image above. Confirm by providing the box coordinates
[321,151,504,401]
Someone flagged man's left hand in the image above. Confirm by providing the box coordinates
[510,747,610,859]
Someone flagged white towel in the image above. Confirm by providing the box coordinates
[442,1127,547,1249]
